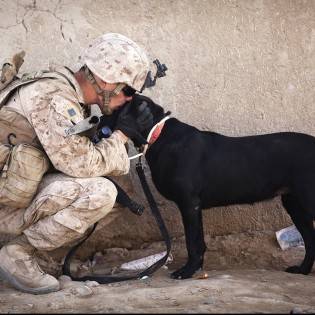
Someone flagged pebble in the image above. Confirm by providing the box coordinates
[70,285,94,298]
[290,307,303,314]
[58,275,75,289]
[203,297,215,305]
[193,271,209,280]
[47,302,62,310]
[140,276,149,280]
[58,275,72,282]
[85,280,100,287]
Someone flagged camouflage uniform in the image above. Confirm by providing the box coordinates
[0,32,152,294]
[0,66,129,250]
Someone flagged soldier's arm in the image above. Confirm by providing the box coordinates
[21,81,130,178]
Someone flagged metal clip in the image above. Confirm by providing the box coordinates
[21,70,44,82]
[7,133,16,147]
[64,104,102,136]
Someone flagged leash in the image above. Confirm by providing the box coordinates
[135,157,172,273]
[62,161,171,283]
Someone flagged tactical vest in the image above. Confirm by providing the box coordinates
[0,70,76,208]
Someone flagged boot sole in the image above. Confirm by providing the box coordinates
[0,265,60,294]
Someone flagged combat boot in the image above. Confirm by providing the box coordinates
[0,234,60,294]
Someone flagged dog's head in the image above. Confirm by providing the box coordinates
[128,94,171,139]
[121,94,171,147]
[98,94,170,147]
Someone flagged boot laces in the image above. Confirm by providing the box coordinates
[21,254,45,276]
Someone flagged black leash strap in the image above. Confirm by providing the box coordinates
[134,158,172,274]
[62,160,171,283]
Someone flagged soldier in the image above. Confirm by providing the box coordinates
[0,33,154,294]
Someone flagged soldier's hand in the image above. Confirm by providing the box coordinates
[115,102,148,146]
[135,101,153,132]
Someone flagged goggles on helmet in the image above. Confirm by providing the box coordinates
[83,58,167,115]
[140,59,168,92]
[122,85,136,97]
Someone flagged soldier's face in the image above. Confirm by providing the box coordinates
[96,81,133,112]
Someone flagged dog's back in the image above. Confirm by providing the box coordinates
[147,118,315,207]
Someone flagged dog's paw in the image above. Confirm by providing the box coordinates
[285,265,309,275]
[170,266,200,280]
[170,269,192,279]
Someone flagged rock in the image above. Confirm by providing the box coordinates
[58,275,75,289]
[290,307,304,314]
[92,252,104,265]
[203,297,215,305]
[70,285,94,298]
[85,280,100,287]
[58,275,72,282]
[46,302,62,310]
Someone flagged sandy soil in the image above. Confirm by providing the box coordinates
[1,268,315,313]
[1,231,315,313]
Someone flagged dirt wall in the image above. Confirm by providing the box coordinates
[0,0,314,253]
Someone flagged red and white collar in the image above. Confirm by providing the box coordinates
[129,116,171,160]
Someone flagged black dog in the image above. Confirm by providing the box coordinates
[126,94,315,279]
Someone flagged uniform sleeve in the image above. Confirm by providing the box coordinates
[20,80,130,178]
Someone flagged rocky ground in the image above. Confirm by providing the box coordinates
[1,230,315,313]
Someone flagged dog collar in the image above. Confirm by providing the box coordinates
[143,115,171,154]
[128,116,171,160]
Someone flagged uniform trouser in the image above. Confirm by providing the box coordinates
[0,173,118,251]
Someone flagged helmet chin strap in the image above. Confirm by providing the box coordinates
[84,66,125,115]
[102,90,113,115]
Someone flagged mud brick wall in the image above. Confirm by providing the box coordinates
[0,0,314,252]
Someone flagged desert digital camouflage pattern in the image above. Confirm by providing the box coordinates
[0,66,129,249]
[83,33,149,91]
[23,173,118,250]
[16,66,130,178]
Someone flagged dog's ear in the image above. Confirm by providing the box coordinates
[164,110,171,117]
[150,103,167,124]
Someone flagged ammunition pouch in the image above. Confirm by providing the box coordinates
[0,143,49,209]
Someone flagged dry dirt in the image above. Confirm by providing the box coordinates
[1,230,315,313]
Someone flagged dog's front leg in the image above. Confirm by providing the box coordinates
[171,203,206,279]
